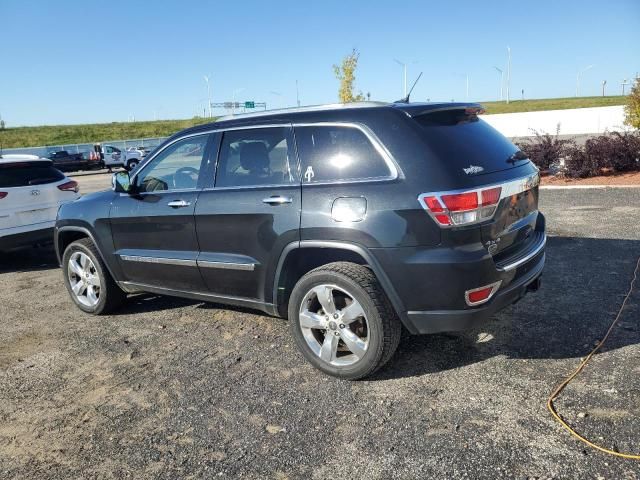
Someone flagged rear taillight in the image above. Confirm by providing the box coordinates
[419,186,502,227]
[0,192,7,199]
[57,180,79,193]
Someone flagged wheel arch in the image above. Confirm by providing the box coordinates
[55,226,118,281]
[273,240,409,328]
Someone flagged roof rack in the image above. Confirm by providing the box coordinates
[215,101,389,122]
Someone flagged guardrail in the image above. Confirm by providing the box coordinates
[0,137,167,158]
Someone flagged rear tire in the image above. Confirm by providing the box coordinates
[62,238,126,314]
[288,262,401,380]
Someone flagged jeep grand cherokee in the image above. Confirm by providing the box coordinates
[55,102,545,379]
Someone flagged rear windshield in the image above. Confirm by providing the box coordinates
[413,109,528,174]
[0,163,65,187]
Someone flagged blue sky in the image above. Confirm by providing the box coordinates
[0,0,638,126]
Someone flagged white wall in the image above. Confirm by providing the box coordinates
[483,105,628,137]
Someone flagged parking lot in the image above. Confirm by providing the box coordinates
[1,173,639,479]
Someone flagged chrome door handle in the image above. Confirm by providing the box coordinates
[167,200,191,208]
[262,196,293,205]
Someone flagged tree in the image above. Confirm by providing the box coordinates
[333,49,365,103]
[624,78,640,129]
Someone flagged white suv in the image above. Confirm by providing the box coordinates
[0,155,80,251]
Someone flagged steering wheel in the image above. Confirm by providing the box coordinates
[172,166,199,189]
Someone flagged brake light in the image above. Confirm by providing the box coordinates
[57,180,79,193]
[0,192,7,199]
[419,186,502,227]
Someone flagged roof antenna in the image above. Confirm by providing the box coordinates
[395,72,423,104]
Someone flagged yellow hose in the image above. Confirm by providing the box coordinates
[547,255,640,460]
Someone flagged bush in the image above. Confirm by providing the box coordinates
[564,131,640,178]
[517,127,640,178]
[515,126,574,171]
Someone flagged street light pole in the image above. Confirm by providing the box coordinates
[203,75,212,118]
[232,88,245,115]
[506,46,511,104]
[493,66,503,101]
[576,65,594,97]
[466,74,469,100]
[394,59,407,97]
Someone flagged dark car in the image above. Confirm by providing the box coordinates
[48,150,101,172]
[54,102,545,379]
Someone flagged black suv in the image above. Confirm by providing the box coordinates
[55,102,545,379]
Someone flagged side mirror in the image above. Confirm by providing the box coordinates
[112,171,132,193]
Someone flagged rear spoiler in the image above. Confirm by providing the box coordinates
[391,102,485,118]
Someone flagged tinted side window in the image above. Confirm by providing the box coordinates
[215,127,295,188]
[295,125,391,183]
[136,135,209,193]
[0,163,65,187]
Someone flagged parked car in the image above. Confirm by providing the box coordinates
[55,102,545,379]
[1,155,80,251]
[129,146,153,158]
[100,145,143,171]
[48,150,100,172]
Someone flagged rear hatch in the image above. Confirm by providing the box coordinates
[0,161,73,231]
[411,106,540,257]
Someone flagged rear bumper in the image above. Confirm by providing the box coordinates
[0,226,55,251]
[404,252,544,334]
[370,213,546,334]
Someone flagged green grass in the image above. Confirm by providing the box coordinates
[0,117,215,149]
[481,95,626,114]
[0,96,629,149]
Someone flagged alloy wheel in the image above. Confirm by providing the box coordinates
[67,251,101,307]
[298,284,369,367]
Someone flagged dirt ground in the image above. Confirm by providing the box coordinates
[1,188,639,479]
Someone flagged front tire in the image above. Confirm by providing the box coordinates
[126,159,139,171]
[288,262,401,380]
[62,238,126,314]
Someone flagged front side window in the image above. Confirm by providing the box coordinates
[295,125,391,183]
[215,127,295,188]
[136,135,209,193]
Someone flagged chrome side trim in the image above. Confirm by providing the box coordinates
[120,255,198,267]
[496,233,546,272]
[197,260,255,271]
[134,122,401,190]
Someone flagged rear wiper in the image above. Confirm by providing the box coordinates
[507,150,528,165]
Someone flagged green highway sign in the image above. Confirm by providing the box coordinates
[244,101,255,109]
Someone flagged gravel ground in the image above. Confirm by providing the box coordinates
[1,187,639,479]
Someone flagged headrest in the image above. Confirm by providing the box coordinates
[240,142,269,172]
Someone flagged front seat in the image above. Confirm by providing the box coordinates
[239,142,270,184]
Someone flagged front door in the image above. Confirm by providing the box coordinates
[194,126,300,304]
[110,133,213,291]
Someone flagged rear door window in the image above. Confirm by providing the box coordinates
[0,163,65,187]
[413,109,528,175]
[294,125,392,183]
[215,127,296,188]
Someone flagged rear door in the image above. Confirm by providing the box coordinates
[194,125,300,303]
[0,161,76,233]
[109,134,213,291]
